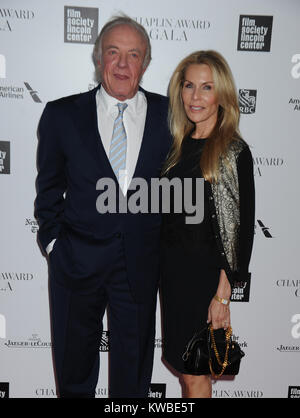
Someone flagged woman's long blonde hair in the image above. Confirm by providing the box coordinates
[163,50,241,183]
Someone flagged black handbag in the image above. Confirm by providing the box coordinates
[182,324,245,378]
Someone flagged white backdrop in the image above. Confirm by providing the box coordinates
[0,0,300,399]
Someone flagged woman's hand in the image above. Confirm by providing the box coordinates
[207,270,231,330]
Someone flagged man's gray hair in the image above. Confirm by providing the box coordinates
[93,14,152,71]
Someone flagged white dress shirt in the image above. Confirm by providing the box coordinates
[46,86,147,255]
[96,86,147,194]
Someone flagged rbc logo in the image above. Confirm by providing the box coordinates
[239,89,257,114]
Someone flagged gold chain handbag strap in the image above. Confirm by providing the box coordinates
[208,324,232,378]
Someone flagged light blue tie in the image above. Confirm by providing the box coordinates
[109,102,128,179]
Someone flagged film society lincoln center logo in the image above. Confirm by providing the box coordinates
[237,15,273,52]
[0,141,10,174]
[64,6,98,44]
[0,383,9,398]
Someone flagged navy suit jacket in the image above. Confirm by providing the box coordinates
[35,85,172,301]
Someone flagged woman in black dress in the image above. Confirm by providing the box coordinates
[160,50,255,397]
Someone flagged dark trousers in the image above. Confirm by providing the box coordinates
[49,237,157,398]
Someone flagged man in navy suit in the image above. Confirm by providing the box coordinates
[35,15,171,398]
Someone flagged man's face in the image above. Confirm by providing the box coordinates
[98,24,148,101]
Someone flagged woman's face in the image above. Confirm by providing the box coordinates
[181,63,219,137]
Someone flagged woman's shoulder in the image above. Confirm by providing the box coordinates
[227,136,251,160]
[229,136,247,151]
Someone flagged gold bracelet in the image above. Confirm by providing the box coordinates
[214,295,230,306]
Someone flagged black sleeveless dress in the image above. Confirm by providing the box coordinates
[160,135,221,374]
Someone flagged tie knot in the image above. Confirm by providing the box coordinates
[117,102,128,115]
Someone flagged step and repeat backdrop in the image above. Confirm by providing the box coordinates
[0,0,299,399]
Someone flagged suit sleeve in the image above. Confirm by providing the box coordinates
[237,146,255,282]
[34,102,67,254]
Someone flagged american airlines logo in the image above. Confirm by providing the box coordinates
[24,82,42,102]
[0,55,42,101]
[256,219,273,238]
[0,81,42,102]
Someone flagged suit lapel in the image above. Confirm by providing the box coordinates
[72,85,114,176]
[131,89,156,180]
